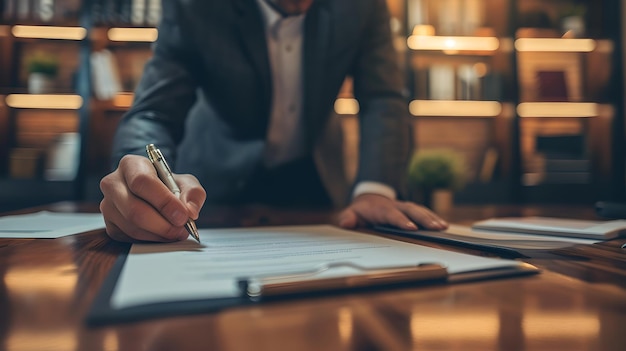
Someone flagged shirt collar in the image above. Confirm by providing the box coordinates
[256,0,285,28]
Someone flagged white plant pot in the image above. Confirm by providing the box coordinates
[562,16,585,38]
[28,73,55,94]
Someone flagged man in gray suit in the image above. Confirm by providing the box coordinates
[99,0,448,242]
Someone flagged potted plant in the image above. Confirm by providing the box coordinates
[26,52,59,94]
[560,4,586,38]
[407,148,465,213]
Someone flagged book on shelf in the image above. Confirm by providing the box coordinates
[3,0,83,23]
[16,0,30,20]
[90,0,160,27]
[534,134,590,184]
[35,0,55,22]
[536,70,569,102]
[131,0,146,26]
[103,0,119,25]
[145,0,161,26]
[481,72,502,101]
[91,49,122,100]
[428,65,455,100]
[478,147,499,183]
[457,64,481,100]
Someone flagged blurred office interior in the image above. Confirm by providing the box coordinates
[0,0,624,212]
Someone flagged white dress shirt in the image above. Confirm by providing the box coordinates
[256,0,396,200]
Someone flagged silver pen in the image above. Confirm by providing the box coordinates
[146,144,200,243]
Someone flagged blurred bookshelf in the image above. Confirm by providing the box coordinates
[0,0,623,211]
[0,0,159,211]
[393,0,624,204]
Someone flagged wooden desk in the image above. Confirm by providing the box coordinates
[1,203,625,351]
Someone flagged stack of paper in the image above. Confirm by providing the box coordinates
[0,211,105,239]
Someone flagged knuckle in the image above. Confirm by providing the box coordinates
[99,174,115,193]
[119,154,137,168]
[127,172,152,195]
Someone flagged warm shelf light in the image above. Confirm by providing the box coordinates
[409,100,502,117]
[6,94,83,110]
[334,98,360,115]
[108,27,158,42]
[12,25,86,40]
[407,36,500,52]
[517,102,598,118]
[515,38,596,52]
[113,92,134,108]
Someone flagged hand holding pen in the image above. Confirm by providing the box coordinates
[99,149,206,243]
[146,144,201,243]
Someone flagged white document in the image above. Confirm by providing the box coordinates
[111,225,527,309]
[472,217,626,240]
[434,224,598,249]
[0,211,105,238]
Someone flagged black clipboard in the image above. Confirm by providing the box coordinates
[87,246,250,326]
[86,249,450,326]
[86,248,538,327]
[86,224,542,327]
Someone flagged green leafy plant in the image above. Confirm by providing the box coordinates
[26,53,59,77]
[561,4,586,18]
[407,149,466,191]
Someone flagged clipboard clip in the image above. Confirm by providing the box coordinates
[239,262,448,299]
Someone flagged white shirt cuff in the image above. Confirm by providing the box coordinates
[352,181,396,201]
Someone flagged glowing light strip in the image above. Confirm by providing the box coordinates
[409,100,502,117]
[408,36,500,51]
[6,94,83,110]
[12,25,86,40]
[515,38,596,52]
[517,102,598,118]
[108,27,158,42]
[112,93,134,108]
[334,98,360,115]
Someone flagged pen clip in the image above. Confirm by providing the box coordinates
[240,262,448,299]
[146,144,173,174]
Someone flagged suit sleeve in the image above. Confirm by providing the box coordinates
[351,0,413,198]
[110,0,200,169]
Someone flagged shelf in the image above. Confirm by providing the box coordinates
[409,100,506,118]
[107,27,158,42]
[408,35,500,53]
[516,102,607,118]
[515,38,596,53]
[92,93,134,111]
[5,94,83,110]
[10,25,87,41]
[334,98,359,115]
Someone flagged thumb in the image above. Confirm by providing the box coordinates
[337,209,358,228]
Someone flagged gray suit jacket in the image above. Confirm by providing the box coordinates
[112,0,413,207]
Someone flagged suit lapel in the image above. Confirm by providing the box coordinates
[233,0,272,127]
[303,0,331,148]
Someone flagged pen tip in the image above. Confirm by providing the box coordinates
[186,220,200,243]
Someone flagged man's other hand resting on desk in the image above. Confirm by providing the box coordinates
[99,156,448,243]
